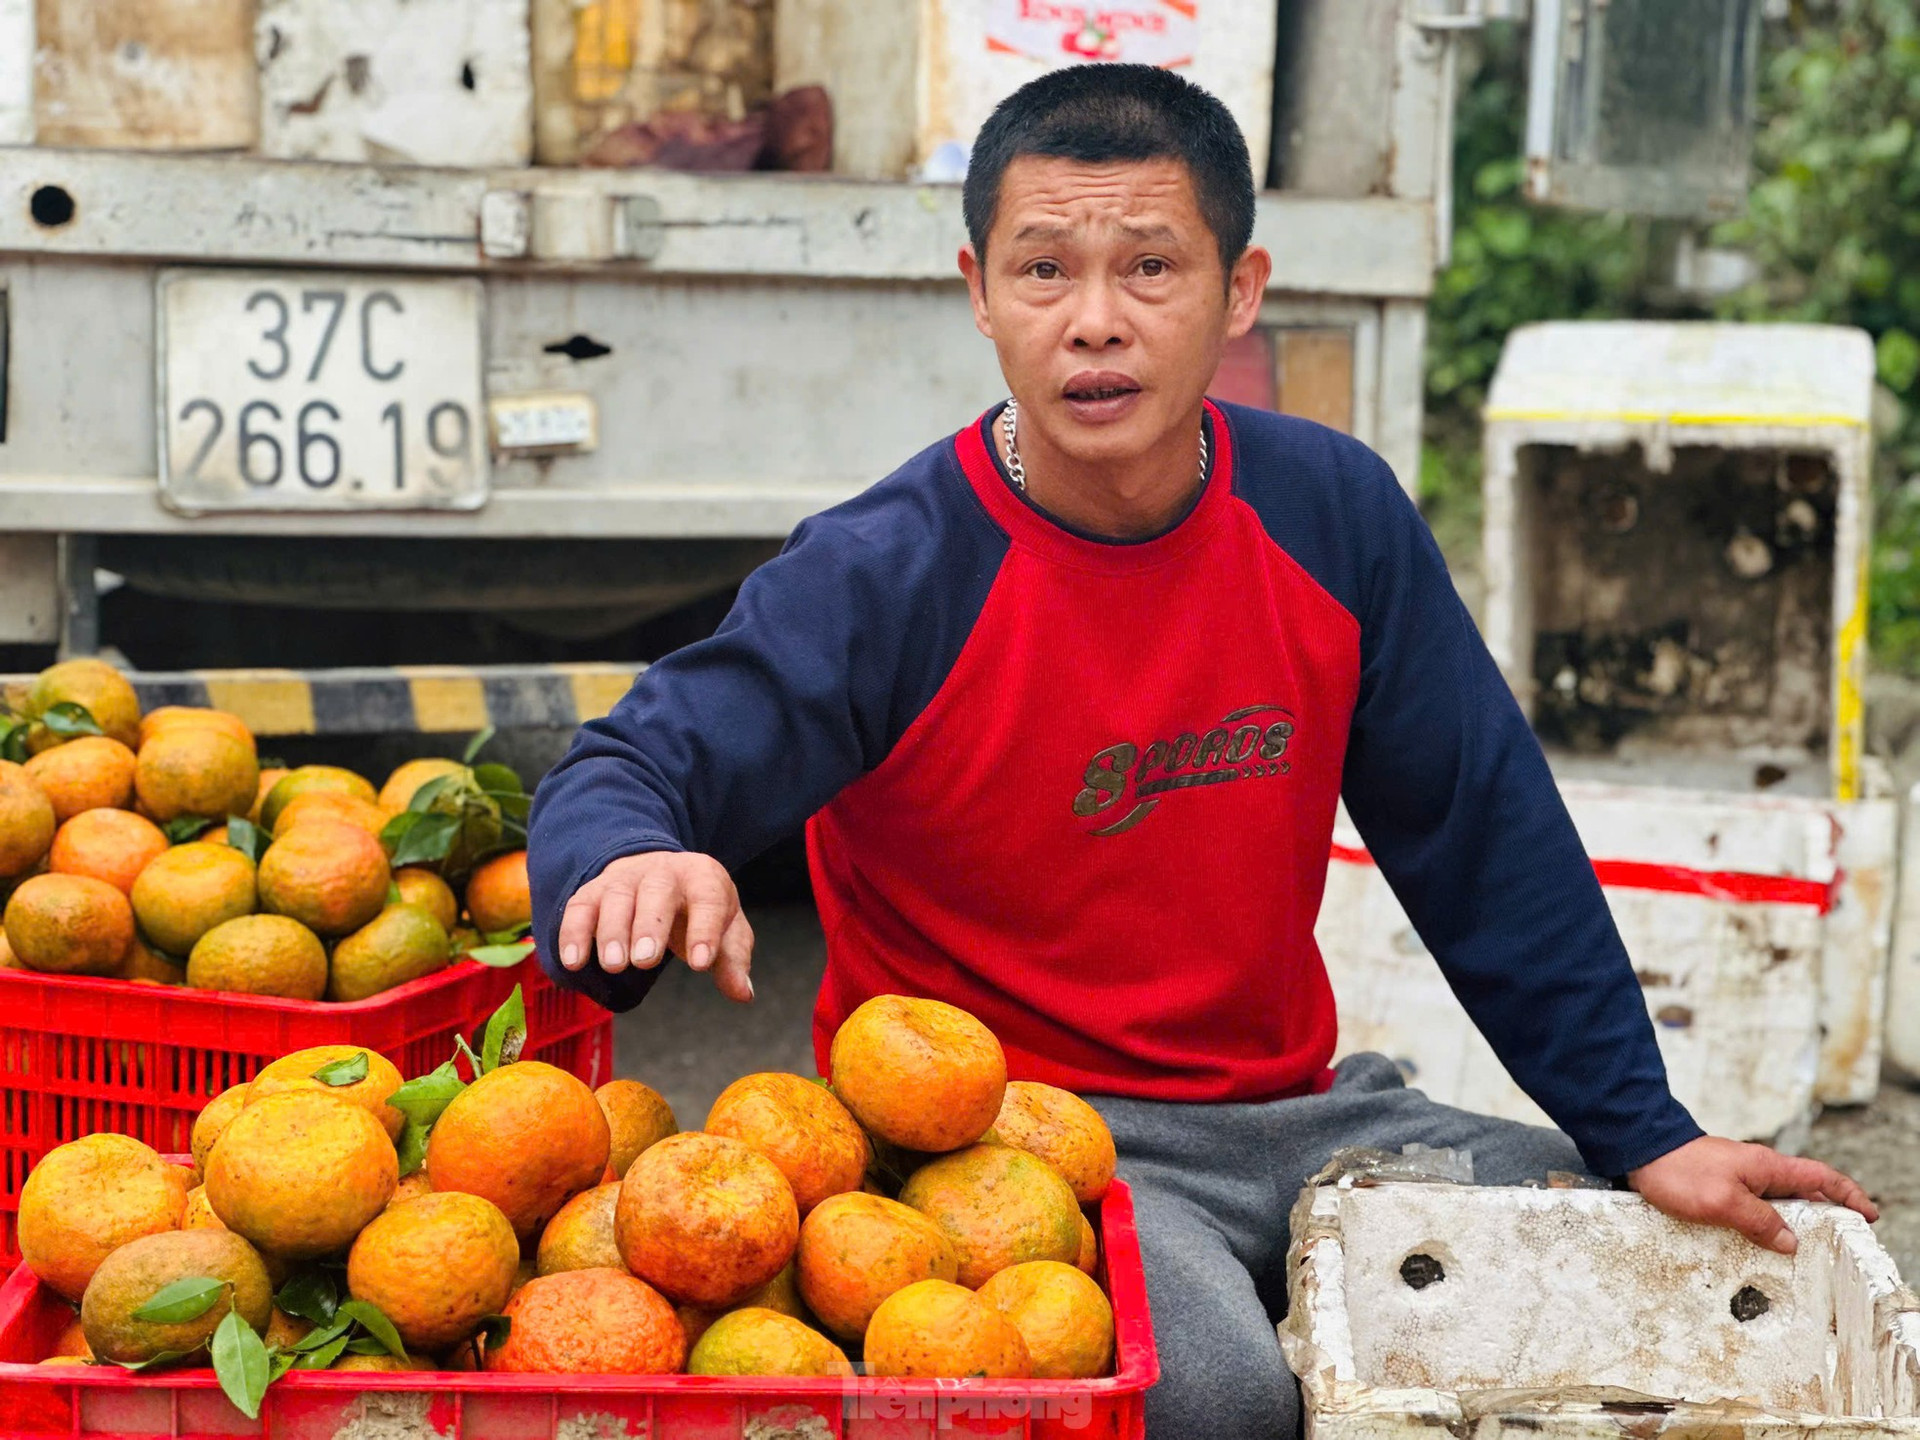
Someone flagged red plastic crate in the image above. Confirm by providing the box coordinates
[0,958,613,1272]
[0,1180,1155,1439]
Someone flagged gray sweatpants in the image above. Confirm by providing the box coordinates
[1086,1053,1592,1440]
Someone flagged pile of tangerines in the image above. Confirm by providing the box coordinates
[0,658,533,1002]
[18,992,1118,1398]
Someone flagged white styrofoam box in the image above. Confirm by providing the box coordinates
[1316,781,1899,1145]
[257,0,532,167]
[1480,322,1877,803]
[1888,781,1920,1079]
[0,0,29,145]
[776,0,1275,181]
[1284,1180,1920,1435]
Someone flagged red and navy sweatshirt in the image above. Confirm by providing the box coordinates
[528,401,1703,1178]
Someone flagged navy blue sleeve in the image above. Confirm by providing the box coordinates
[526,443,1007,1012]
[1224,405,1701,1177]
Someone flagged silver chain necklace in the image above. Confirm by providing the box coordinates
[1000,398,1208,493]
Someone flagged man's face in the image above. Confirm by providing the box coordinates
[961,155,1268,468]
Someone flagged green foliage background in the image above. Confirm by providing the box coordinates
[1426,2,1920,666]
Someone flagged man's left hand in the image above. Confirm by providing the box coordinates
[1628,1136,1878,1255]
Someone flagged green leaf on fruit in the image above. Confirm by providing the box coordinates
[336,1300,406,1359]
[471,762,523,797]
[481,984,526,1072]
[163,816,215,844]
[266,1348,299,1383]
[41,702,104,740]
[394,1122,429,1178]
[389,1059,465,1177]
[407,774,463,815]
[380,811,422,847]
[386,881,403,905]
[225,816,268,863]
[477,1314,512,1349]
[311,1051,369,1087]
[211,1310,269,1420]
[293,1333,351,1370]
[0,715,27,764]
[133,1276,227,1324]
[287,1315,351,1353]
[388,812,459,867]
[275,1270,339,1326]
[464,941,535,969]
[461,726,497,766]
[116,1349,199,1372]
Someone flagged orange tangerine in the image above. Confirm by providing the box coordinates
[3,873,134,975]
[48,807,169,896]
[24,737,137,823]
[864,1279,1031,1379]
[829,995,1006,1152]
[616,1132,798,1308]
[485,1268,686,1375]
[976,1260,1115,1378]
[426,1060,610,1238]
[706,1072,870,1216]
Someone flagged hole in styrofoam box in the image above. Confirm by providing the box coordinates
[1321,1186,1916,1417]
[1731,1283,1774,1323]
[1397,1244,1454,1292]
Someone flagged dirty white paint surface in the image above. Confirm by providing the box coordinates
[1316,781,1898,1144]
[1285,1181,1920,1440]
[0,0,30,144]
[258,0,532,167]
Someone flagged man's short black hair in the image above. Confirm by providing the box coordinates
[963,64,1255,277]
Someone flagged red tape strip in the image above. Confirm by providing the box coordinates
[1328,844,1834,914]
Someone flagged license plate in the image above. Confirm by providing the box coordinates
[157,270,487,513]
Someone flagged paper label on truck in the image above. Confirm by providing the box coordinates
[985,0,1198,68]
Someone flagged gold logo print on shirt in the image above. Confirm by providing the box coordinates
[1071,704,1295,837]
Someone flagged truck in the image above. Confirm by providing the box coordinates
[0,0,1463,671]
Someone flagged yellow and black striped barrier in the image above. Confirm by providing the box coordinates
[2,664,645,739]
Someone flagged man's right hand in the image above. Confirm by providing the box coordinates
[555,851,755,1002]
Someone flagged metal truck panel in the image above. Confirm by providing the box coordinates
[0,182,1432,540]
[1285,1178,1920,1435]
[0,150,1436,291]
[0,535,57,643]
[258,0,535,167]
[1316,782,1900,1144]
